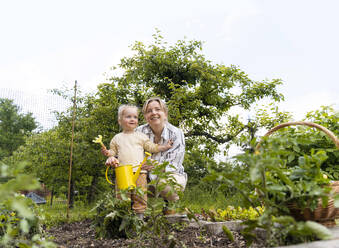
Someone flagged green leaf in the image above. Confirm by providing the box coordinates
[250,166,261,184]
[305,221,332,240]
[120,193,129,201]
[293,145,301,153]
[106,212,117,219]
[275,170,294,189]
[119,217,129,232]
[274,215,295,225]
[288,154,295,163]
[222,225,234,242]
[298,156,306,166]
[20,219,29,233]
[334,194,339,208]
[11,199,34,219]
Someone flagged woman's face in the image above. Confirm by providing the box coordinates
[144,100,167,128]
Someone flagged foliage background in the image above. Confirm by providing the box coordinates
[1,33,338,214]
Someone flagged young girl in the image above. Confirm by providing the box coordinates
[102,104,172,218]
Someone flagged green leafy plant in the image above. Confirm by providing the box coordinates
[92,160,191,247]
[206,124,339,246]
[140,160,189,247]
[301,106,339,179]
[92,190,144,239]
[245,132,338,244]
[0,162,56,247]
[199,206,264,222]
[267,216,332,246]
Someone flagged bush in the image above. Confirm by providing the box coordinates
[0,162,56,247]
[92,191,143,239]
[205,121,339,246]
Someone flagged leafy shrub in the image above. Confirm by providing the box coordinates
[0,162,56,247]
[206,126,338,246]
[92,160,187,246]
[92,190,144,239]
[301,106,339,179]
[252,137,332,212]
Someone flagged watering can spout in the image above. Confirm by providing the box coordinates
[132,152,151,183]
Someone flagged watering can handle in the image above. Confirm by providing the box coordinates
[133,152,152,168]
[142,152,152,165]
[132,152,152,182]
[105,166,114,185]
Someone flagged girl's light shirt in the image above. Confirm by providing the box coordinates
[108,131,159,171]
[136,122,187,180]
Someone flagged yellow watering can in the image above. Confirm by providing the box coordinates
[92,135,152,189]
[114,152,151,190]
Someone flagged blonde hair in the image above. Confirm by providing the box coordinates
[142,97,168,115]
[118,104,139,121]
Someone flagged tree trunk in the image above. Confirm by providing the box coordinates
[69,179,74,209]
[87,174,98,204]
[50,188,54,206]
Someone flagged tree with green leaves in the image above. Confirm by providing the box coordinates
[99,31,284,157]
[0,98,37,160]
[90,31,285,183]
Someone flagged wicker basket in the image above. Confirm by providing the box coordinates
[256,121,339,227]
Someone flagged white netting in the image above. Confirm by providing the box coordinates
[0,88,70,130]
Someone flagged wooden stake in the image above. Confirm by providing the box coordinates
[67,81,77,219]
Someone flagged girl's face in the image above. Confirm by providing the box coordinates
[144,100,167,128]
[119,107,138,132]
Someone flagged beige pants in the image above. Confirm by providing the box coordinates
[158,173,187,201]
[132,172,187,213]
[131,173,148,214]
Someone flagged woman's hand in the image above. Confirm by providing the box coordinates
[105,156,119,167]
[141,160,154,171]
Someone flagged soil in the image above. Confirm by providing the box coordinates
[46,219,267,248]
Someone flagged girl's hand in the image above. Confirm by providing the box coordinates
[101,147,110,157]
[157,139,173,152]
[165,139,173,149]
[105,156,119,167]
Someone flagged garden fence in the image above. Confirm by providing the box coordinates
[1,87,82,214]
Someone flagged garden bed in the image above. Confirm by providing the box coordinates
[46,219,266,248]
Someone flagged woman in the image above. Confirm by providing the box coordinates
[136,97,187,215]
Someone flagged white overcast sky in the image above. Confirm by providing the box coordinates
[0,0,338,128]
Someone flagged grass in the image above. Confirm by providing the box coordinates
[35,200,95,228]
[180,183,243,212]
[34,184,244,228]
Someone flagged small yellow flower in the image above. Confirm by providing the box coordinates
[92,135,105,148]
[219,210,227,218]
[323,174,328,179]
[254,150,260,155]
[10,212,16,216]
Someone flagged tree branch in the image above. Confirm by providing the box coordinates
[185,126,246,144]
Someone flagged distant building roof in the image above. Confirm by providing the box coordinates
[26,192,46,204]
